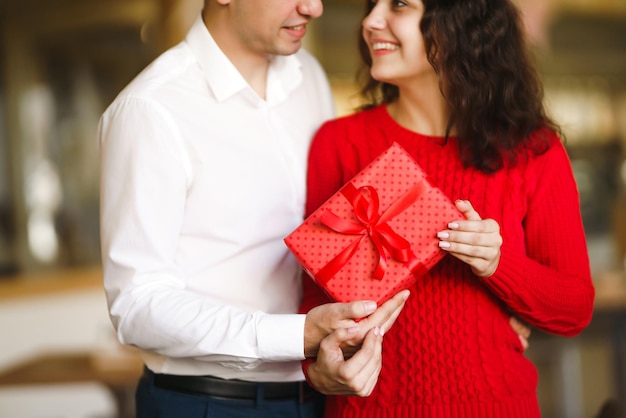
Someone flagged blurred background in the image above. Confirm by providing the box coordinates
[0,0,625,417]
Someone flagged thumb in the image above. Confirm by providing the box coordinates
[454,199,481,221]
[344,300,377,320]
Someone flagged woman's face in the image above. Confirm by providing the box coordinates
[362,0,436,87]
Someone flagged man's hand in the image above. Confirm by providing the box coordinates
[303,290,410,358]
[307,326,384,396]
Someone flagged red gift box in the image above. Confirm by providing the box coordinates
[284,142,462,305]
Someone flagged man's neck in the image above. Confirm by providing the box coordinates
[203,8,270,99]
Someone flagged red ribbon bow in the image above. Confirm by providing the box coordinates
[316,179,431,285]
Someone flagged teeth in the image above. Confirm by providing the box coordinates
[372,42,399,51]
[289,25,304,30]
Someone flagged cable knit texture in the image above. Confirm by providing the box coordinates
[300,105,595,418]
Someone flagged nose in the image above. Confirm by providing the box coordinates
[362,4,385,31]
[298,0,323,19]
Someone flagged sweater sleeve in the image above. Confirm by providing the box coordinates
[482,141,595,336]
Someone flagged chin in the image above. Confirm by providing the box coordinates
[273,41,302,56]
[370,69,395,84]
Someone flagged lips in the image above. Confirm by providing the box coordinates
[371,41,399,51]
[284,23,307,39]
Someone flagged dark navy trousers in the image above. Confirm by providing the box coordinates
[136,369,325,418]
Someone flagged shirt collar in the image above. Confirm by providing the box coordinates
[185,15,303,105]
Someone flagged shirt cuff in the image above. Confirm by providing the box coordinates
[257,313,306,361]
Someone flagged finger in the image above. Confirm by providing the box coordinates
[446,219,500,236]
[309,328,372,395]
[340,328,383,396]
[439,229,500,248]
[442,246,500,278]
[332,326,381,369]
[364,290,410,331]
[355,350,383,397]
[346,291,408,347]
[508,316,531,352]
[380,291,410,331]
[454,199,481,221]
[344,300,378,320]
[509,316,531,339]
[317,299,379,330]
[304,303,365,357]
[519,335,529,351]
[439,241,499,261]
[318,326,360,362]
[318,327,381,393]
[361,362,381,396]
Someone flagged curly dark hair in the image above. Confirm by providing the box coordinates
[357,0,561,173]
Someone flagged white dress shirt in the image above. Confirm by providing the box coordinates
[98,15,334,382]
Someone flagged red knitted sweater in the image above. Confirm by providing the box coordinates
[300,105,595,418]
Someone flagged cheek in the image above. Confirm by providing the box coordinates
[401,48,426,67]
[401,36,430,67]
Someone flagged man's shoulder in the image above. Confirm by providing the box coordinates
[112,41,198,103]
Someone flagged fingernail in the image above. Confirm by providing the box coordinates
[379,326,385,337]
[364,301,377,313]
[437,231,449,239]
[448,222,459,229]
[347,326,359,334]
[439,241,451,249]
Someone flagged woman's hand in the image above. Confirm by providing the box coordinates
[510,316,531,351]
[437,200,502,278]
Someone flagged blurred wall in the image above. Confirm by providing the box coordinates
[0,1,625,418]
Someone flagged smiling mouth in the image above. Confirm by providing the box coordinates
[286,25,305,31]
[372,42,399,51]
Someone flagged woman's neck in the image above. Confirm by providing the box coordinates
[387,83,453,137]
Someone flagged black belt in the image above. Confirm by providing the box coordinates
[149,369,318,402]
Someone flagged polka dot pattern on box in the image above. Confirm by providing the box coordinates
[284,142,462,304]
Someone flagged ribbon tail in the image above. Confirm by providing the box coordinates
[315,236,365,286]
[376,224,414,263]
[370,234,388,280]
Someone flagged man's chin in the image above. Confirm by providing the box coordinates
[273,40,303,56]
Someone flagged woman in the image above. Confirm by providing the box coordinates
[300,0,595,416]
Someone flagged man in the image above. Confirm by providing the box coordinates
[98,0,408,417]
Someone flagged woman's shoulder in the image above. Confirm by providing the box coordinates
[512,127,563,163]
[512,128,572,179]
[530,127,562,147]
